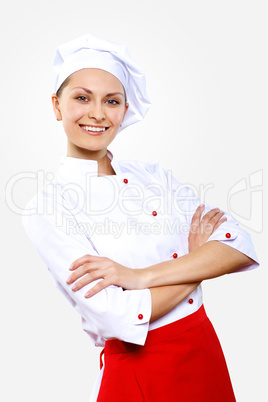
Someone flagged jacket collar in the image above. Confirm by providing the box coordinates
[56,149,122,185]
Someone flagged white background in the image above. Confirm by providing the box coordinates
[2,0,267,401]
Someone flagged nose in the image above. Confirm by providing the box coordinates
[88,101,106,122]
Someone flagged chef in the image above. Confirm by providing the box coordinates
[22,33,259,401]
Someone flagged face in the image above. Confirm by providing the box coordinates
[52,68,129,159]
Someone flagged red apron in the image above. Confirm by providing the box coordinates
[97,305,236,401]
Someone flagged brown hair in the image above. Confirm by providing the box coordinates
[56,77,71,98]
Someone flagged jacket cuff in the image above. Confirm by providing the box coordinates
[121,288,152,345]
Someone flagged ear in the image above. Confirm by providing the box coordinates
[123,103,129,120]
[51,93,62,121]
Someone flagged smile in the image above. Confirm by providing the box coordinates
[80,125,109,132]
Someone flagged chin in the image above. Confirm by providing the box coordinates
[76,140,108,152]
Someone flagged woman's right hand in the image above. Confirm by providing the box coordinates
[67,255,144,297]
[188,205,227,253]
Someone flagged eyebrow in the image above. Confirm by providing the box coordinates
[72,87,124,97]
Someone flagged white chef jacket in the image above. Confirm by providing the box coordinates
[21,150,259,400]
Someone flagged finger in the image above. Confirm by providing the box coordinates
[213,216,227,232]
[199,208,219,233]
[191,205,205,223]
[190,205,205,232]
[201,208,221,224]
[67,262,96,284]
[209,211,225,225]
[68,254,100,270]
[202,212,225,235]
[71,269,106,291]
[84,278,113,298]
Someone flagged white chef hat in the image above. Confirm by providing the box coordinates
[51,33,151,132]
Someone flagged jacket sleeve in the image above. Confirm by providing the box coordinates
[21,188,151,347]
[152,161,260,272]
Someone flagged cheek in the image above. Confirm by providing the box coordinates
[108,108,126,126]
[63,102,85,122]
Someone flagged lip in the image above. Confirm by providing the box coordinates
[79,124,110,136]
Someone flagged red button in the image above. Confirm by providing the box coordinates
[188,299,194,304]
[123,178,128,184]
[225,233,231,239]
[173,253,178,259]
[152,211,157,216]
[138,314,143,320]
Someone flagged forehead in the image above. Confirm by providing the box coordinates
[68,68,124,91]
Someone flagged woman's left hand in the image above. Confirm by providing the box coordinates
[188,205,227,253]
[66,255,143,298]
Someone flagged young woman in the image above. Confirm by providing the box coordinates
[22,34,259,401]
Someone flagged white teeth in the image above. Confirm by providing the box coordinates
[82,126,106,132]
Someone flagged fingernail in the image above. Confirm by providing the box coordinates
[199,204,205,208]
[69,263,74,270]
[72,284,78,291]
[85,291,91,298]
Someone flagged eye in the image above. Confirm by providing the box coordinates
[77,96,88,102]
[106,99,120,105]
